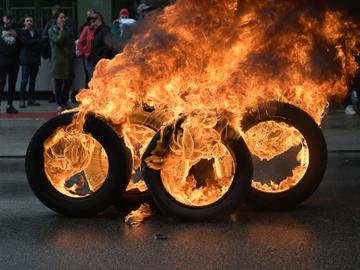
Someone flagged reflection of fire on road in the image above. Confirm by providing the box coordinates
[44,0,359,222]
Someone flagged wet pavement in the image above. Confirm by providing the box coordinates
[0,102,360,269]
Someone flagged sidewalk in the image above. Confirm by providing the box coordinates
[0,102,359,156]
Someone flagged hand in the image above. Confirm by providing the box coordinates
[112,19,119,25]
[58,21,65,30]
[9,29,17,37]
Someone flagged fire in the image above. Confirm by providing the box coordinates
[245,121,308,193]
[44,123,109,197]
[125,203,153,226]
[44,1,359,208]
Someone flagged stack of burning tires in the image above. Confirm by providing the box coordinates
[25,101,327,221]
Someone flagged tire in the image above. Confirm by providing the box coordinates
[116,108,169,210]
[241,101,327,209]
[26,112,132,217]
[141,122,253,221]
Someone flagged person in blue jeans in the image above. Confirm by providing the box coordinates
[19,14,42,108]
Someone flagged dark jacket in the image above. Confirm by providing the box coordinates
[0,25,22,66]
[19,28,42,65]
[90,24,120,66]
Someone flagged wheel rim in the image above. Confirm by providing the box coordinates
[244,120,309,193]
[159,143,235,207]
[44,126,109,198]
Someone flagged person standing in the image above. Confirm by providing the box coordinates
[77,11,96,86]
[89,11,120,67]
[111,8,137,47]
[0,12,22,113]
[19,14,42,108]
[48,10,75,112]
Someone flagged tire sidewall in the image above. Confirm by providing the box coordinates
[141,126,253,221]
[25,112,132,217]
[242,101,328,208]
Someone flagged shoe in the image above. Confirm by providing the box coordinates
[6,105,18,114]
[28,100,40,106]
[345,105,356,115]
[19,101,26,108]
[57,105,69,113]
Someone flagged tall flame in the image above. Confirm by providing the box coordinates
[45,0,360,207]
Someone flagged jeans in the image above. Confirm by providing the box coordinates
[344,72,360,107]
[20,64,39,102]
[0,62,19,106]
[54,79,72,107]
[84,58,94,84]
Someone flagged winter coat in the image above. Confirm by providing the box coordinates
[19,28,42,65]
[0,25,21,66]
[77,25,95,58]
[90,24,120,66]
[48,25,75,80]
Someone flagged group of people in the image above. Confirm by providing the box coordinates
[0,12,41,113]
[0,3,152,113]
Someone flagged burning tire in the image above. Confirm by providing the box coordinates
[116,107,172,210]
[141,121,253,220]
[241,101,327,209]
[26,112,132,217]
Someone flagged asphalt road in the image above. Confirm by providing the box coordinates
[0,152,359,270]
[1,103,360,269]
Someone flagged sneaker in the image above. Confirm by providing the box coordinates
[6,105,18,114]
[28,100,40,106]
[345,105,356,115]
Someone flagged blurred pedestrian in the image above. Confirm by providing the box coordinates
[43,5,77,103]
[89,11,120,67]
[344,74,360,115]
[0,12,22,113]
[111,8,137,47]
[77,9,96,87]
[19,14,42,108]
[48,10,75,112]
[137,3,153,20]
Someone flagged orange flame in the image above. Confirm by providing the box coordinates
[45,0,360,206]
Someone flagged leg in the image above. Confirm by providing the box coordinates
[20,65,30,107]
[6,63,19,113]
[82,57,89,87]
[54,79,64,107]
[62,79,72,107]
[85,58,94,82]
[28,65,40,106]
[0,66,7,106]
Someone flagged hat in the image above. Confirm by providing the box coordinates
[119,8,129,16]
[137,3,151,14]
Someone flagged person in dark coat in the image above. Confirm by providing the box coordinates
[19,14,42,108]
[89,11,121,67]
[48,10,75,112]
[0,12,22,113]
